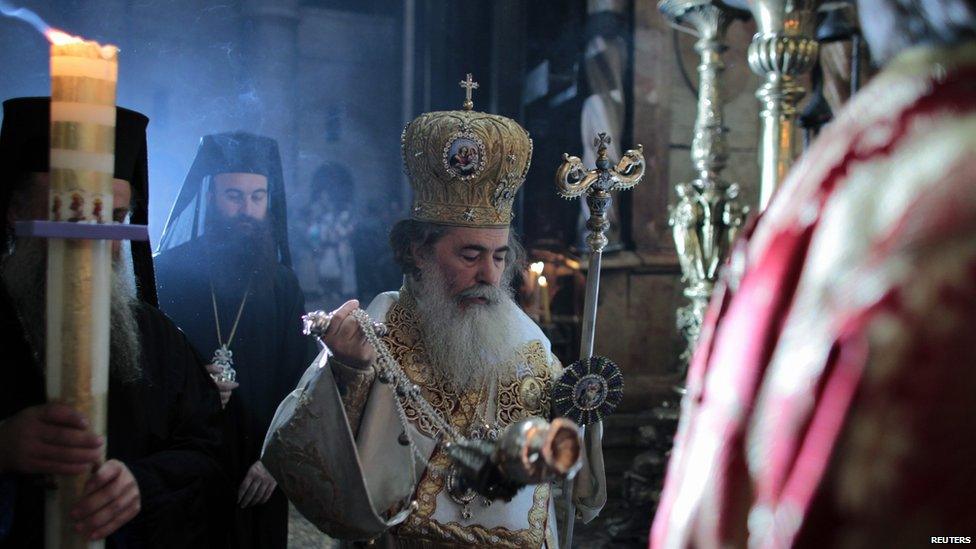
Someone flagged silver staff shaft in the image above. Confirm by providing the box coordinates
[555,133,644,548]
[559,245,602,547]
[579,250,602,358]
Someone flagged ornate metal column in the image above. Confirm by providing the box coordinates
[660,0,749,367]
[747,0,820,209]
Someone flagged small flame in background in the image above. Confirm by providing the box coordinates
[1,1,84,44]
[530,261,545,276]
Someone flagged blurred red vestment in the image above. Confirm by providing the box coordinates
[651,42,976,549]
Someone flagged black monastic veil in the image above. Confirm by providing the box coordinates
[152,132,314,549]
[156,131,292,266]
[0,97,224,548]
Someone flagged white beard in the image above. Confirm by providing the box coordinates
[408,263,526,392]
[1,238,143,383]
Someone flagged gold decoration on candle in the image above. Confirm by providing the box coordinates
[45,28,118,549]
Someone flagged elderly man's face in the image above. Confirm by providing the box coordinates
[417,226,510,308]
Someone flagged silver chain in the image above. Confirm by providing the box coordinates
[346,309,518,519]
[350,309,464,445]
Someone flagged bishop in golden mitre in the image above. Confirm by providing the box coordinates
[262,77,606,548]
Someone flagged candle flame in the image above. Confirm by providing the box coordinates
[530,261,544,275]
[538,275,548,287]
[45,27,83,45]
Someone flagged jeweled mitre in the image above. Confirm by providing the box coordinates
[401,92,532,227]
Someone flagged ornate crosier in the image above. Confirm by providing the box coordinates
[554,132,644,548]
[557,133,644,252]
[660,0,750,372]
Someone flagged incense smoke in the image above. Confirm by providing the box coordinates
[0,1,52,36]
[0,2,83,44]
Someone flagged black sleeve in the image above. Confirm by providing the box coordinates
[123,306,227,545]
[0,294,48,547]
[276,268,318,401]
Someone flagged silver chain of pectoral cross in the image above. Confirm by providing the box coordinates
[209,278,251,382]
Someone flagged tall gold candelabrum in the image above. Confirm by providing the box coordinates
[660,0,749,369]
[747,0,820,209]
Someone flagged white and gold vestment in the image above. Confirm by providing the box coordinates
[263,291,605,548]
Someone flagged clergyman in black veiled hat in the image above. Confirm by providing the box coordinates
[0,97,224,548]
[154,131,315,549]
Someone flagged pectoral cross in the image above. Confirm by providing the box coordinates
[212,345,237,382]
[459,73,479,111]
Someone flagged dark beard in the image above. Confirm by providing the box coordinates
[205,214,278,292]
[1,238,143,384]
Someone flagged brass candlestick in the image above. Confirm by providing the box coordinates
[747,0,820,209]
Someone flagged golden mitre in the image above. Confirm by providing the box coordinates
[401,75,532,227]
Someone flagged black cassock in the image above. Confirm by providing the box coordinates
[154,239,315,549]
[0,290,225,549]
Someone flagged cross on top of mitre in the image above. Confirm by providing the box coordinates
[459,73,479,111]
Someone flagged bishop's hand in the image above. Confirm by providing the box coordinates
[319,299,376,370]
[238,460,276,508]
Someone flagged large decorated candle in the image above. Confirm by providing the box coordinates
[45,28,117,549]
[48,29,117,223]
